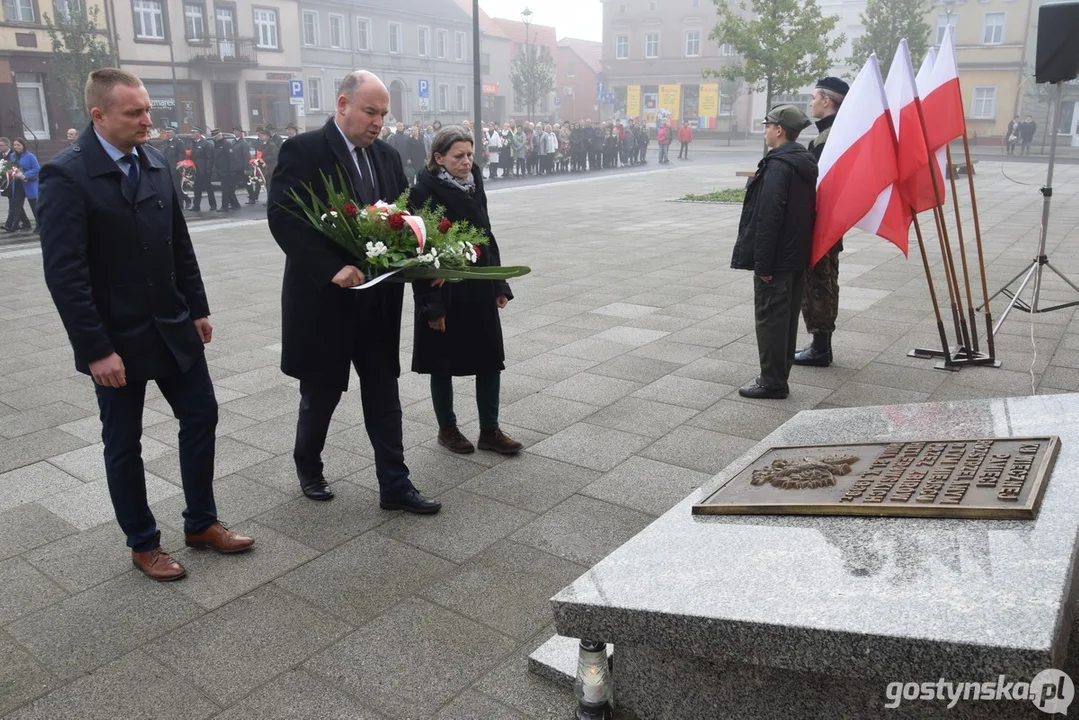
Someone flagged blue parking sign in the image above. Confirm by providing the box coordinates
[289,80,304,100]
[418,79,430,98]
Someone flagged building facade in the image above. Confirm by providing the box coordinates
[0,0,108,157]
[114,0,303,134]
[600,0,751,132]
[451,0,511,126]
[297,0,474,130]
[928,0,1035,142]
[556,37,602,123]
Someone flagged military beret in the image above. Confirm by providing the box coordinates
[815,76,850,97]
[765,104,813,134]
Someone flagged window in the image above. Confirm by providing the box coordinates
[134,0,165,39]
[720,89,734,116]
[455,30,466,60]
[331,77,343,99]
[685,30,700,57]
[418,26,429,56]
[971,86,996,119]
[3,0,34,22]
[301,10,317,46]
[645,32,659,58]
[184,3,204,39]
[389,22,401,53]
[692,0,699,6]
[936,14,955,45]
[308,76,322,110]
[253,8,278,49]
[983,12,1004,45]
[649,1,656,8]
[328,14,343,48]
[618,4,625,12]
[438,83,449,112]
[721,43,736,56]
[357,17,370,50]
[15,73,49,140]
[615,34,629,59]
[437,28,448,58]
[456,85,466,112]
[215,6,234,55]
[53,0,82,21]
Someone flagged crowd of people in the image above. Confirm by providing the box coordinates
[379,116,696,181]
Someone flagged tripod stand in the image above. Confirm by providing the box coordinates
[986,81,1079,332]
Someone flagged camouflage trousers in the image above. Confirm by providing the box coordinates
[801,244,840,334]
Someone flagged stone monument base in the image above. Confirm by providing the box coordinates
[532,395,1079,719]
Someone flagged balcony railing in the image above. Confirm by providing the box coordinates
[189,36,259,67]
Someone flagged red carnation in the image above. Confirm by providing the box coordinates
[388,213,406,231]
[474,245,482,259]
[438,218,453,234]
[343,203,359,218]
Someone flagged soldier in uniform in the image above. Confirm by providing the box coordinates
[160,127,189,209]
[230,126,254,205]
[794,76,848,368]
[212,129,239,211]
[190,126,216,212]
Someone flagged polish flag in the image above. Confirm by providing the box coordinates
[852,40,933,257]
[912,24,966,211]
[912,47,949,210]
[812,54,900,266]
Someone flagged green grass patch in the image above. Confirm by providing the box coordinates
[681,188,746,204]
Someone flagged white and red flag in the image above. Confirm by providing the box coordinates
[811,53,900,266]
[852,39,935,256]
[912,47,949,210]
[913,25,966,209]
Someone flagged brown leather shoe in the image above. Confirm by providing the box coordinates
[438,425,475,454]
[184,522,255,554]
[132,548,187,581]
[477,428,523,455]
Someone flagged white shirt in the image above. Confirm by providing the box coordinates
[95,130,137,176]
[333,119,377,193]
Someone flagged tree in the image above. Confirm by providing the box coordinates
[848,0,932,77]
[706,0,845,118]
[43,3,117,126]
[510,44,556,122]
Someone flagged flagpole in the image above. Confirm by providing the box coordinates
[911,212,953,361]
[928,154,973,359]
[959,133,995,361]
[944,144,980,354]
[931,202,965,354]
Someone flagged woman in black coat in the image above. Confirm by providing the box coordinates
[408,126,522,455]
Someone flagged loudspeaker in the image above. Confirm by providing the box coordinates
[1036,2,1079,83]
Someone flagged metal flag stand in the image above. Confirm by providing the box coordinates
[984,80,1079,330]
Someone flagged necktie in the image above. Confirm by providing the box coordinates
[355,147,376,204]
[123,153,140,190]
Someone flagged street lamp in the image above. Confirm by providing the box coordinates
[521,6,533,123]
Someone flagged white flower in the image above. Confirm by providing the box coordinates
[434,257,441,269]
[365,241,388,258]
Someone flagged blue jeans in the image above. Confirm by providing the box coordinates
[659,144,670,162]
[95,354,218,552]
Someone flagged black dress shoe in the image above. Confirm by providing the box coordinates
[738,382,789,400]
[380,489,441,515]
[297,470,334,501]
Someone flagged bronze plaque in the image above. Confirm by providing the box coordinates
[693,437,1060,519]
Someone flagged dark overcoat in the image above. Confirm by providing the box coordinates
[38,125,210,380]
[267,118,408,391]
[408,166,512,377]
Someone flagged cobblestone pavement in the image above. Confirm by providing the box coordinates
[1,156,1077,719]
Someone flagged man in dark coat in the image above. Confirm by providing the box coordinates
[267,70,441,514]
[731,105,817,399]
[190,126,216,211]
[38,68,253,582]
[794,76,848,368]
[253,125,279,204]
[230,125,253,205]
